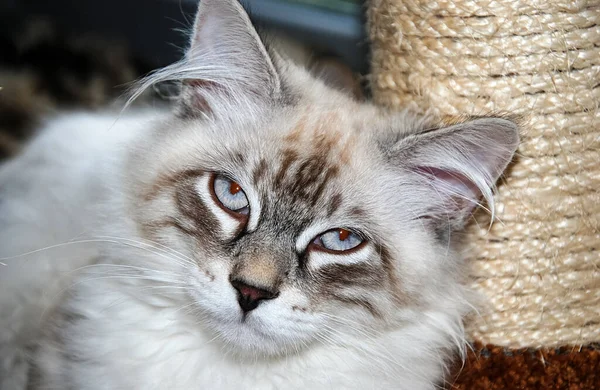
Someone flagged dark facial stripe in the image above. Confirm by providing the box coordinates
[318,263,384,289]
[231,152,245,166]
[349,206,367,218]
[279,154,340,206]
[140,170,223,243]
[252,158,268,184]
[376,243,406,304]
[327,193,343,216]
[26,357,42,390]
[174,178,226,241]
[310,166,339,205]
[275,149,298,186]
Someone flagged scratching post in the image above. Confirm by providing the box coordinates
[368,0,600,348]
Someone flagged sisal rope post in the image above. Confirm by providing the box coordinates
[368,0,600,348]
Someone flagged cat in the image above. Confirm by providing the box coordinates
[0,0,519,389]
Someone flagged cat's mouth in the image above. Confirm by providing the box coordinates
[213,311,296,357]
[187,270,316,357]
[186,288,286,356]
[203,300,317,358]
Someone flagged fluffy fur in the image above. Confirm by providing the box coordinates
[0,1,519,389]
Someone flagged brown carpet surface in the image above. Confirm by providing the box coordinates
[448,343,600,390]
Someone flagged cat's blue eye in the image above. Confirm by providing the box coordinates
[211,174,249,215]
[313,229,364,253]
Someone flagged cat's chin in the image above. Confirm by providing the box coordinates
[206,311,313,359]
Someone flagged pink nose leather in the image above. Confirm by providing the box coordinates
[230,279,279,313]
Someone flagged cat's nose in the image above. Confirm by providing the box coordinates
[230,279,279,313]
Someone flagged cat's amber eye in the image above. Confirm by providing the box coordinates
[312,228,365,253]
[210,174,250,217]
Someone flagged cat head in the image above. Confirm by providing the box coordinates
[124,0,519,358]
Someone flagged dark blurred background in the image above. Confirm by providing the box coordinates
[0,0,367,72]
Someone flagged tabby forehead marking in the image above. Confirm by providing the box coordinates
[274,149,299,187]
[284,109,359,164]
[273,141,341,208]
[326,193,342,216]
[252,158,268,184]
[349,206,367,218]
[271,110,364,210]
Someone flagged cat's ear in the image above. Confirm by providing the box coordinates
[180,0,280,114]
[390,118,519,229]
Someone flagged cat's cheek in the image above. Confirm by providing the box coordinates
[396,229,441,273]
[275,287,312,315]
[187,260,237,313]
[188,258,231,291]
[240,290,320,350]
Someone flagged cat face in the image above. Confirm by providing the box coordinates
[123,0,518,357]
[130,104,415,356]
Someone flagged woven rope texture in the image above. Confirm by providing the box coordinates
[368,0,600,347]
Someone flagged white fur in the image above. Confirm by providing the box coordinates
[0,111,157,389]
